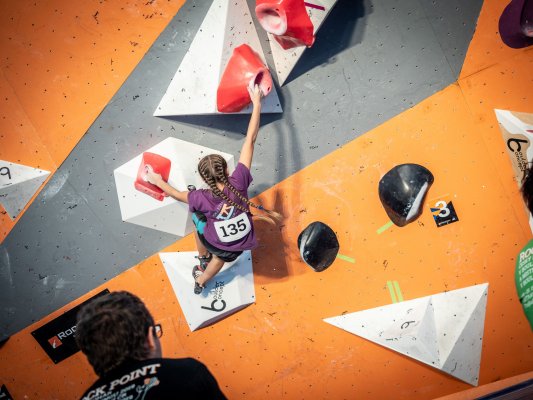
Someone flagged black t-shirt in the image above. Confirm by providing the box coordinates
[79,358,227,400]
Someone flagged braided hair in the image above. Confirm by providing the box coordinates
[197,154,282,224]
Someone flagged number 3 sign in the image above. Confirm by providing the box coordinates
[430,199,459,227]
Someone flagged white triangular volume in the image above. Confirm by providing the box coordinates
[324,283,488,386]
[494,109,533,166]
[324,297,440,367]
[494,109,533,233]
[113,138,234,236]
[160,251,255,331]
[269,0,339,85]
[0,160,50,219]
[440,296,487,386]
[380,298,439,366]
[494,109,533,137]
[430,284,488,368]
[154,0,282,116]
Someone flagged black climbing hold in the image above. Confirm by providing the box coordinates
[379,164,434,227]
[297,221,339,272]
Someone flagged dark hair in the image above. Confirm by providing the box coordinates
[76,291,154,377]
[522,163,533,214]
[198,154,282,224]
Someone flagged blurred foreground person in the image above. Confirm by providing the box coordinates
[76,291,227,399]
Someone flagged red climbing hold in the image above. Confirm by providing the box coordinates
[217,44,273,113]
[134,152,171,201]
[256,0,315,49]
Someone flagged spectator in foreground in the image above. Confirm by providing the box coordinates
[76,291,227,400]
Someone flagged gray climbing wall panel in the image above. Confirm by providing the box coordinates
[0,0,483,339]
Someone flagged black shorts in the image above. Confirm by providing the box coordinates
[193,212,243,263]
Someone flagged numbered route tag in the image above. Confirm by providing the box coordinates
[214,213,252,243]
[0,165,12,186]
[430,199,459,227]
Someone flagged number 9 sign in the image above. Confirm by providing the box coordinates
[0,166,11,180]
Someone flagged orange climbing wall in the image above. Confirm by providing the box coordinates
[0,0,185,241]
[1,0,532,399]
[459,49,533,235]
[1,83,532,399]
[459,0,533,237]
[460,0,527,80]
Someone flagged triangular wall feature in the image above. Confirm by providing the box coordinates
[324,283,488,386]
[439,293,487,386]
[0,160,50,219]
[160,251,255,331]
[268,0,339,85]
[494,109,533,233]
[154,0,282,116]
[380,298,440,366]
[113,138,234,236]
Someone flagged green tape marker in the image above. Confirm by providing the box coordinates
[377,220,394,234]
[393,281,404,302]
[336,254,355,263]
[387,281,398,303]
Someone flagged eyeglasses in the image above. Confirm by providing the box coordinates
[153,324,163,338]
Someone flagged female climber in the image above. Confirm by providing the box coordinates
[145,85,282,294]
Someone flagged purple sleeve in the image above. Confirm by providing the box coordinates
[229,163,253,191]
[187,190,200,213]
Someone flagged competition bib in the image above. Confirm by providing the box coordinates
[214,213,252,243]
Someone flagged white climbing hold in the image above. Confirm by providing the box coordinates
[113,137,234,236]
[324,283,489,386]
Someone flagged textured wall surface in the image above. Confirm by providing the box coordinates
[2,0,532,399]
[0,0,483,337]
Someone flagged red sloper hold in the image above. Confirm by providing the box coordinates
[217,44,273,113]
[134,152,171,201]
[256,0,315,49]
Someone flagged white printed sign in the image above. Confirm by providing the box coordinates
[495,109,533,233]
[214,213,251,243]
[0,160,50,219]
